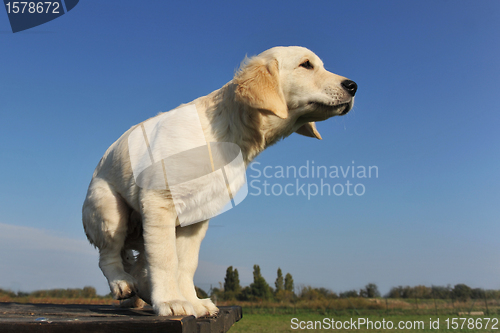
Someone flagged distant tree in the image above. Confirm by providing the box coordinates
[0,289,17,298]
[250,265,272,300]
[234,269,240,290]
[414,285,432,299]
[388,285,454,299]
[238,286,253,301]
[486,290,500,299]
[299,286,337,300]
[360,283,380,298]
[339,290,359,298]
[284,273,294,294]
[210,287,224,302]
[223,266,241,300]
[386,286,403,298]
[224,266,236,292]
[318,287,338,299]
[471,288,485,299]
[431,285,452,299]
[453,284,472,302]
[299,286,322,300]
[275,268,284,293]
[82,286,97,298]
[275,271,295,302]
[195,286,208,299]
[29,288,97,299]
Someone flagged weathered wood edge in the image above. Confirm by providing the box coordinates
[0,302,242,333]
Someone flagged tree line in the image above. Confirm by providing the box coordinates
[387,284,500,301]
[210,265,383,302]
[2,266,499,302]
[210,265,500,302]
[211,265,295,302]
[0,286,104,299]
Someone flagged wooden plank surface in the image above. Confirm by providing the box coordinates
[0,302,242,333]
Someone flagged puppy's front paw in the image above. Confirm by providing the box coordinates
[153,300,196,317]
[192,298,219,317]
[109,274,137,300]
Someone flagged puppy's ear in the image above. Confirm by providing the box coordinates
[234,58,288,119]
[295,122,322,140]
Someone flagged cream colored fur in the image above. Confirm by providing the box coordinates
[82,46,355,317]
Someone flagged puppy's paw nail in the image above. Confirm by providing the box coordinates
[154,300,196,317]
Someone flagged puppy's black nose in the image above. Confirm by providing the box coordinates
[341,80,357,96]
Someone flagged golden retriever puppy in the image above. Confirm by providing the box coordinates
[82,46,357,317]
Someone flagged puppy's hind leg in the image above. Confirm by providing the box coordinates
[120,249,149,309]
[82,178,137,300]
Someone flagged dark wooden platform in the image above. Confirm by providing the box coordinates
[0,302,241,333]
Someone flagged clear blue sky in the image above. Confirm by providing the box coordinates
[0,1,499,296]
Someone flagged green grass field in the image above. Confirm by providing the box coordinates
[230,312,500,332]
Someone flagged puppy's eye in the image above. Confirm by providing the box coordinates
[299,60,314,70]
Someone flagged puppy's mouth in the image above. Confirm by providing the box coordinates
[309,102,351,116]
[338,103,351,115]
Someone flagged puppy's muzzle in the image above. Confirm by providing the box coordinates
[341,80,358,97]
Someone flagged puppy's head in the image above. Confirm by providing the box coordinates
[234,46,356,140]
